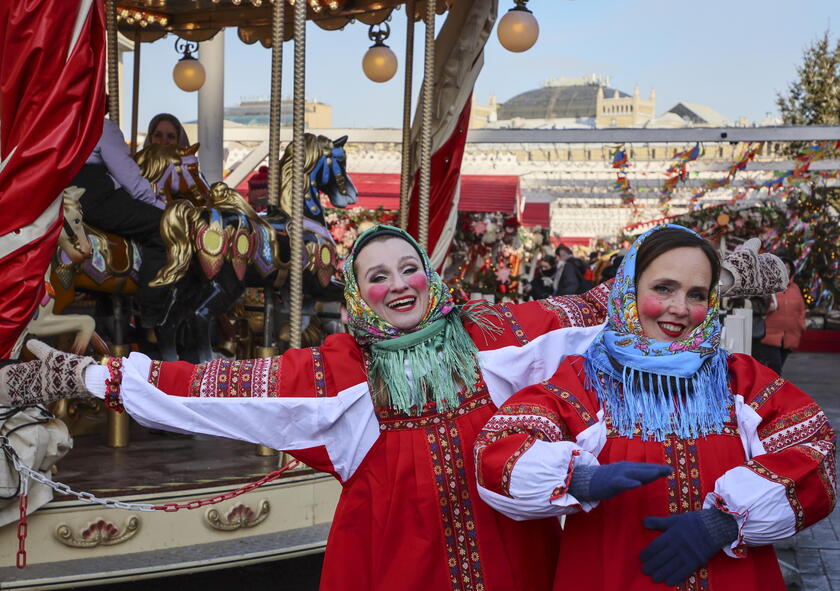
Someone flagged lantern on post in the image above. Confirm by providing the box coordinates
[172,37,206,92]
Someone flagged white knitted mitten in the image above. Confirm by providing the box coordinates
[720,238,788,297]
[0,340,95,406]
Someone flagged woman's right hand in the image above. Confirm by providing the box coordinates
[569,461,673,502]
[0,340,95,406]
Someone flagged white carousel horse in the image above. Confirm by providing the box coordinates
[19,188,109,357]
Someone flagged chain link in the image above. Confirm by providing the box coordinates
[2,437,301,513]
[16,473,28,569]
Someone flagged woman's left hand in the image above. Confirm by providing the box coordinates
[640,509,738,585]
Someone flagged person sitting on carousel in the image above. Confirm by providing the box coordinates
[474,225,835,591]
[143,113,190,150]
[69,113,167,338]
[1,225,787,591]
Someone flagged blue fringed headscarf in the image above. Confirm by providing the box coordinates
[584,224,732,441]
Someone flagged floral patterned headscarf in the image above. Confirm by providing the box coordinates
[584,224,732,440]
[343,225,455,346]
[343,225,499,416]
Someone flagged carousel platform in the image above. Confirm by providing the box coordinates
[0,422,340,590]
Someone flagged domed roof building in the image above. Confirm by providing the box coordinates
[492,74,656,129]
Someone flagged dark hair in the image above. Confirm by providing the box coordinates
[634,228,720,291]
[144,113,189,148]
[555,244,573,256]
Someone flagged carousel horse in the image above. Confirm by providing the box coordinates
[255,133,357,346]
[20,188,110,357]
[150,133,358,360]
[264,133,357,300]
[135,142,211,206]
[150,182,284,362]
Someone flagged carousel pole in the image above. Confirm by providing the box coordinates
[418,0,436,249]
[398,0,416,230]
[105,0,129,448]
[255,0,286,458]
[105,0,120,124]
[129,27,141,154]
[289,0,306,350]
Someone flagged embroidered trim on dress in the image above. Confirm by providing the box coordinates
[188,357,282,398]
[748,376,786,411]
[309,347,327,397]
[148,360,163,386]
[541,381,597,427]
[497,303,529,345]
[426,420,485,591]
[662,436,710,591]
[377,389,491,431]
[745,459,806,531]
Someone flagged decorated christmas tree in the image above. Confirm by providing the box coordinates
[775,31,840,307]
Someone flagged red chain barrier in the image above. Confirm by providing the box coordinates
[151,459,301,512]
[17,492,28,569]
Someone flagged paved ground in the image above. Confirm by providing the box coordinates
[775,352,840,591]
[95,352,839,591]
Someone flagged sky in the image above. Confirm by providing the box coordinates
[123,0,839,135]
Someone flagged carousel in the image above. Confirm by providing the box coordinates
[0,0,541,587]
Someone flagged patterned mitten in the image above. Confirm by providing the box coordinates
[0,340,95,406]
[720,238,788,297]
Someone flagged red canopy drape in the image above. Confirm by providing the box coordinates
[0,0,105,357]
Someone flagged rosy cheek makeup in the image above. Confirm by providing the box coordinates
[364,284,390,305]
[639,297,664,320]
[407,274,428,292]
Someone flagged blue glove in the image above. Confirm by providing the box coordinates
[568,461,672,502]
[640,509,739,586]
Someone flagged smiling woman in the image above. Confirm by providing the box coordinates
[475,224,836,591]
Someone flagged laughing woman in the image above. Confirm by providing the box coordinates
[1,225,789,591]
[475,225,836,591]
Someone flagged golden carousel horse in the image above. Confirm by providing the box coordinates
[134,142,211,206]
[150,133,358,359]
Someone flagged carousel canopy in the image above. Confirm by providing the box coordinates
[115,0,452,46]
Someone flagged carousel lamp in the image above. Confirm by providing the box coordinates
[362,23,398,83]
[497,0,539,53]
[309,0,323,12]
[172,37,206,92]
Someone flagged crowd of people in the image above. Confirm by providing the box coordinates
[2,221,833,591]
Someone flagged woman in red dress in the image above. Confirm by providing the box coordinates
[475,225,835,591]
[2,225,791,591]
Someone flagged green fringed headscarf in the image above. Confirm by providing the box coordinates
[343,225,500,415]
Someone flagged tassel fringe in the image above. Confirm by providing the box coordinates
[369,305,501,416]
[584,349,732,441]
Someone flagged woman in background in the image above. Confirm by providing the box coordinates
[753,257,806,374]
[143,113,190,149]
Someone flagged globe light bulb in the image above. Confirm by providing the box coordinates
[173,56,206,92]
[497,6,539,53]
[362,44,398,83]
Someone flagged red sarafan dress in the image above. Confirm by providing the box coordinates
[475,354,837,591]
[84,290,610,591]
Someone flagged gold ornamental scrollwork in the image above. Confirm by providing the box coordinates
[205,500,270,531]
[55,516,140,548]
